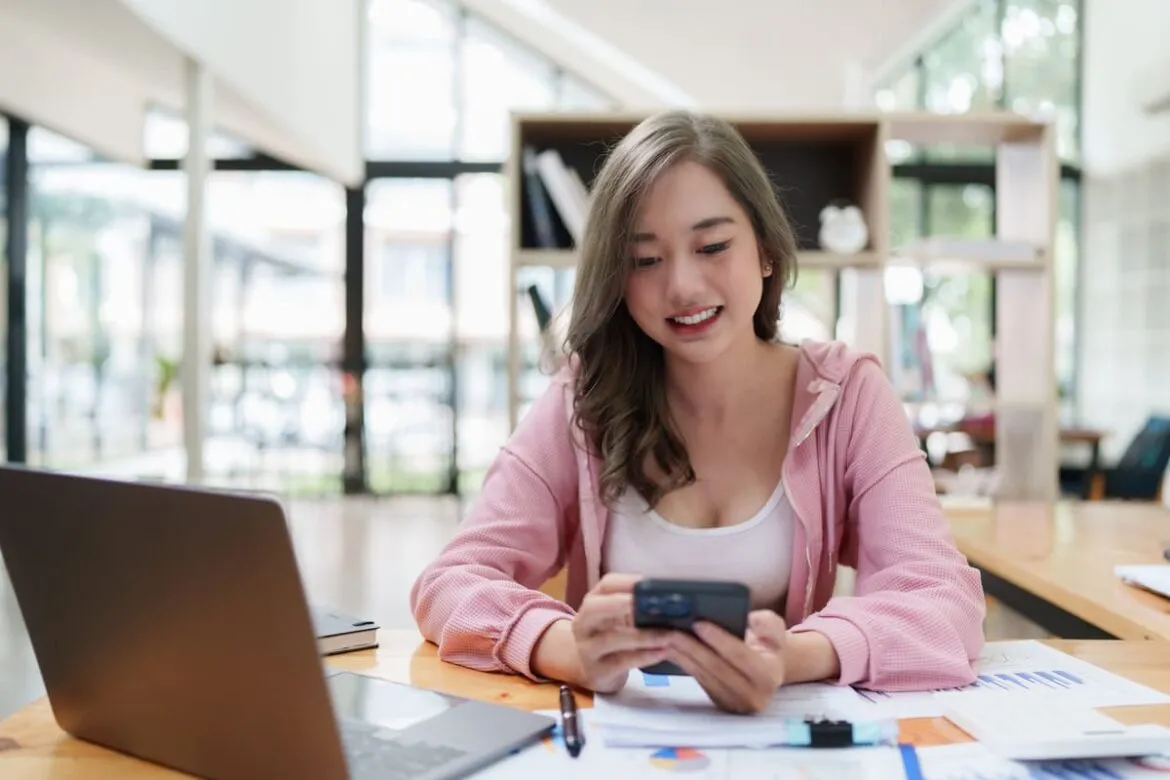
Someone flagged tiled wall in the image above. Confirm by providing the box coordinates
[1078,155,1170,465]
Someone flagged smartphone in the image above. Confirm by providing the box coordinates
[632,578,751,676]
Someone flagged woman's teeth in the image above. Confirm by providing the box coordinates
[671,307,719,325]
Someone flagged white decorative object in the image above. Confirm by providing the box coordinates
[818,202,869,254]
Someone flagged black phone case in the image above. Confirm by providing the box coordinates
[632,579,751,676]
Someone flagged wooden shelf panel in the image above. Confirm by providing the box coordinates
[516,249,577,269]
[514,112,886,256]
[884,111,1049,146]
[514,111,882,145]
[891,237,1048,271]
[508,110,1059,501]
[516,248,884,270]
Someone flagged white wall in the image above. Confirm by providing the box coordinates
[1077,0,1170,481]
[538,0,964,111]
[0,10,148,164]
[120,0,364,186]
[1082,0,1170,176]
[461,0,695,109]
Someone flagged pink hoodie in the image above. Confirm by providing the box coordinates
[410,340,986,691]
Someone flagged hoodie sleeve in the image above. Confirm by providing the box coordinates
[790,358,986,691]
[409,372,582,681]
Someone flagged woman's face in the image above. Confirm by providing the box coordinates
[623,160,769,366]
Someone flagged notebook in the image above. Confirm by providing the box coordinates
[311,606,380,655]
[1114,564,1170,600]
[936,692,1170,761]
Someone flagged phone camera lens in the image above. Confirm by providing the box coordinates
[662,593,690,618]
[639,594,662,616]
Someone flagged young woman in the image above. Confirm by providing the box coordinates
[411,110,985,714]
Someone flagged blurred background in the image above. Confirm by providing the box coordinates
[1,0,1120,501]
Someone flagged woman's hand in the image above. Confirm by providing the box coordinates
[567,574,673,693]
[664,610,789,714]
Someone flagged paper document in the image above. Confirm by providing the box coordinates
[911,743,1170,779]
[471,709,905,779]
[1115,564,1170,599]
[473,713,1170,780]
[851,688,955,720]
[469,709,728,780]
[592,672,866,748]
[849,640,1170,720]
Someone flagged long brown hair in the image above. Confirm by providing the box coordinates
[564,110,799,508]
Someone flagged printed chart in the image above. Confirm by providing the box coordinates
[913,744,1170,780]
[850,641,1170,720]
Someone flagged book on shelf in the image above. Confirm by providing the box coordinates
[527,146,589,246]
[521,146,558,249]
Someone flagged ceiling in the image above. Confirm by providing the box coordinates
[539,0,969,110]
[0,0,361,183]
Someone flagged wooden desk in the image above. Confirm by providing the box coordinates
[948,500,1170,640]
[2,630,1169,778]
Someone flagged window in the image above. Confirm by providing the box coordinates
[5,0,615,497]
[560,75,613,111]
[460,17,557,161]
[454,173,511,490]
[142,108,253,159]
[887,182,996,402]
[874,0,1083,405]
[364,178,455,493]
[367,0,459,160]
[1003,0,1081,161]
[782,270,836,344]
[26,132,168,471]
[921,1,1002,161]
[365,179,453,341]
[359,0,613,495]
[919,186,996,400]
[923,1,1004,115]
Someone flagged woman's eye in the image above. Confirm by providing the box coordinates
[699,241,730,255]
[632,256,658,269]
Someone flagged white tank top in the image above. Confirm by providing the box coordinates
[601,477,795,612]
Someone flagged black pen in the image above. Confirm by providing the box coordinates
[559,684,584,758]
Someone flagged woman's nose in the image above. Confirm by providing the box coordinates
[664,255,704,302]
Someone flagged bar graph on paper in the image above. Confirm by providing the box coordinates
[971,669,1086,692]
[916,744,1170,780]
[849,641,1170,720]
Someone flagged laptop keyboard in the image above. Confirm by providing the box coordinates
[340,720,467,780]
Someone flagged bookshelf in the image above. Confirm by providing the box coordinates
[506,110,1058,501]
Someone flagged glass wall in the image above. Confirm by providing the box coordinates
[202,172,347,493]
[21,126,346,493]
[874,0,1082,408]
[26,128,164,472]
[3,0,615,494]
[364,0,613,494]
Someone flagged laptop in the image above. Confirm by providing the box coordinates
[0,465,554,780]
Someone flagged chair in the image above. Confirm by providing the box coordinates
[1060,415,1170,501]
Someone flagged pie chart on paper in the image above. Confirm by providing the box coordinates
[648,747,711,772]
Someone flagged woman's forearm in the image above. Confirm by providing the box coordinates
[530,619,585,686]
[784,630,842,684]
